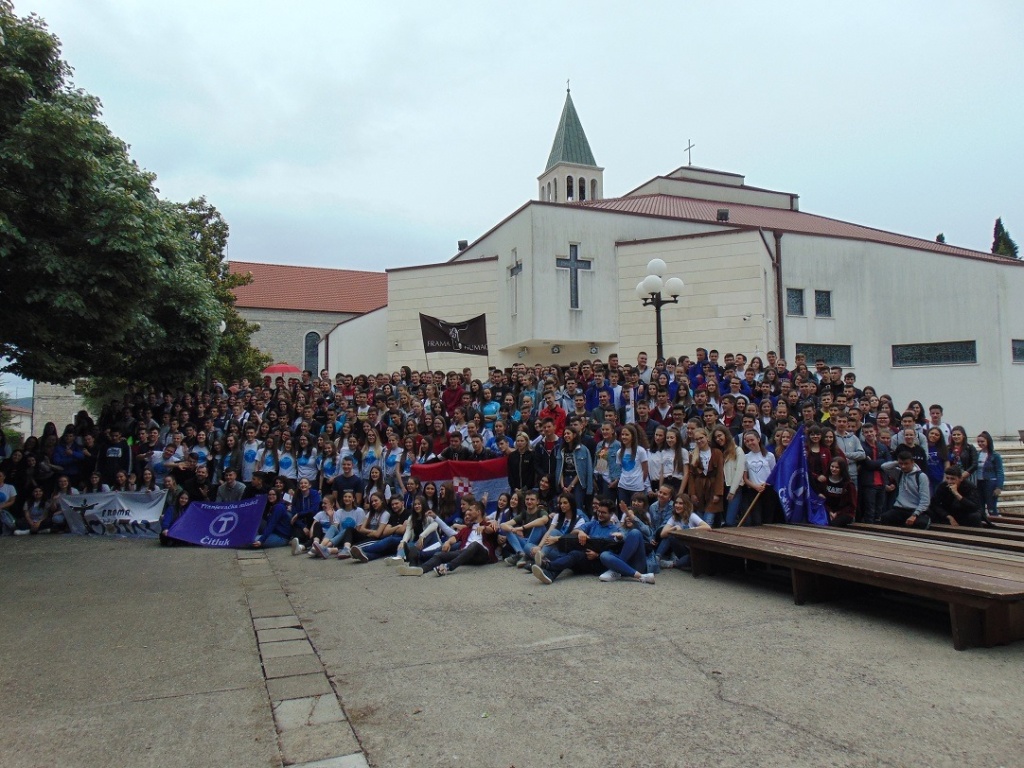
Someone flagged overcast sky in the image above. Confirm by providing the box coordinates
[4,1,1023,395]
[12,0,1024,269]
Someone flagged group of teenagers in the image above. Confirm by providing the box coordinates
[0,346,1006,548]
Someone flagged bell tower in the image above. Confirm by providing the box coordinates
[537,88,603,203]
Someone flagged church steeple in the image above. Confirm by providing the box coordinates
[538,88,603,203]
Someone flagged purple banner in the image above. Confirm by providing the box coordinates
[168,496,266,548]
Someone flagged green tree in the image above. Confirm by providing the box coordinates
[0,4,222,383]
[992,217,1019,259]
[176,197,270,383]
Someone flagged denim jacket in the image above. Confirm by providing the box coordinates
[594,439,622,483]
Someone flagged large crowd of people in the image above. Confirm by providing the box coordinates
[0,348,1008,584]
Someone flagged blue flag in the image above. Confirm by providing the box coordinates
[168,496,266,548]
[766,426,828,526]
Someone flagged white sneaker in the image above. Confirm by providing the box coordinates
[13,529,30,536]
[384,555,404,566]
[289,537,302,555]
[599,569,621,582]
[337,546,352,560]
[658,559,675,570]
[638,572,656,585]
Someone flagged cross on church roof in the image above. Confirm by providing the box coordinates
[684,139,695,166]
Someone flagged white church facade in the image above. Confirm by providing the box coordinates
[324,90,1024,435]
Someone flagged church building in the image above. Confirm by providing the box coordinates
[324,90,1024,435]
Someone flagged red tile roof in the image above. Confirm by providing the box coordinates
[229,261,387,313]
[578,194,1015,265]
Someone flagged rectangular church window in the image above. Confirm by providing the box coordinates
[786,288,804,316]
[891,341,977,367]
[795,343,851,368]
[1013,339,1024,363]
[815,290,832,317]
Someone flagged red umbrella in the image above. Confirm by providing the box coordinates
[262,363,302,375]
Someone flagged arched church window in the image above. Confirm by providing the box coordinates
[566,175,574,201]
[304,331,320,373]
[578,177,586,201]
[553,179,558,202]
[591,178,598,201]
[547,181,552,201]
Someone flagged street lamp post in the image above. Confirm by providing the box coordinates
[635,259,684,362]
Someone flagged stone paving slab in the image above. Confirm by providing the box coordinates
[248,597,296,618]
[259,638,315,659]
[279,722,361,766]
[254,615,302,631]
[263,653,325,679]
[267,672,334,701]
[293,753,369,768]
[273,694,346,730]
[258,626,307,643]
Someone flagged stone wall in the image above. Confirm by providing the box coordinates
[31,383,87,435]
[237,308,357,371]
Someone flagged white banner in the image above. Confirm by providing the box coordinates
[59,491,166,538]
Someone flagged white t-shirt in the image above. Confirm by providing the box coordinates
[618,446,650,491]
[745,452,777,486]
[663,512,707,532]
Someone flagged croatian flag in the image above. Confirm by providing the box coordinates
[767,426,828,526]
[412,458,508,516]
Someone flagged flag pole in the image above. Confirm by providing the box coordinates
[736,489,764,528]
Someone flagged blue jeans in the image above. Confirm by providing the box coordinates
[325,525,355,547]
[261,534,289,548]
[546,548,605,579]
[724,492,743,526]
[598,529,647,577]
[506,527,544,555]
[978,479,1000,516]
[701,511,717,526]
[357,534,402,560]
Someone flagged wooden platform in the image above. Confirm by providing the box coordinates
[849,522,1024,554]
[673,525,1024,650]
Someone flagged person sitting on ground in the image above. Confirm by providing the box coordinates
[350,495,409,562]
[656,495,710,568]
[390,494,441,564]
[14,485,51,536]
[314,490,366,559]
[159,490,191,546]
[336,492,389,557]
[0,469,19,535]
[879,446,932,529]
[397,499,499,576]
[532,497,655,585]
[253,488,292,548]
[499,488,550,566]
[307,494,338,556]
[927,464,984,527]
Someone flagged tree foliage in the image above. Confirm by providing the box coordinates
[992,217,1019,260]
[0,4,267,391]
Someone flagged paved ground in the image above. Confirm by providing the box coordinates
[2,535,1022,768]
